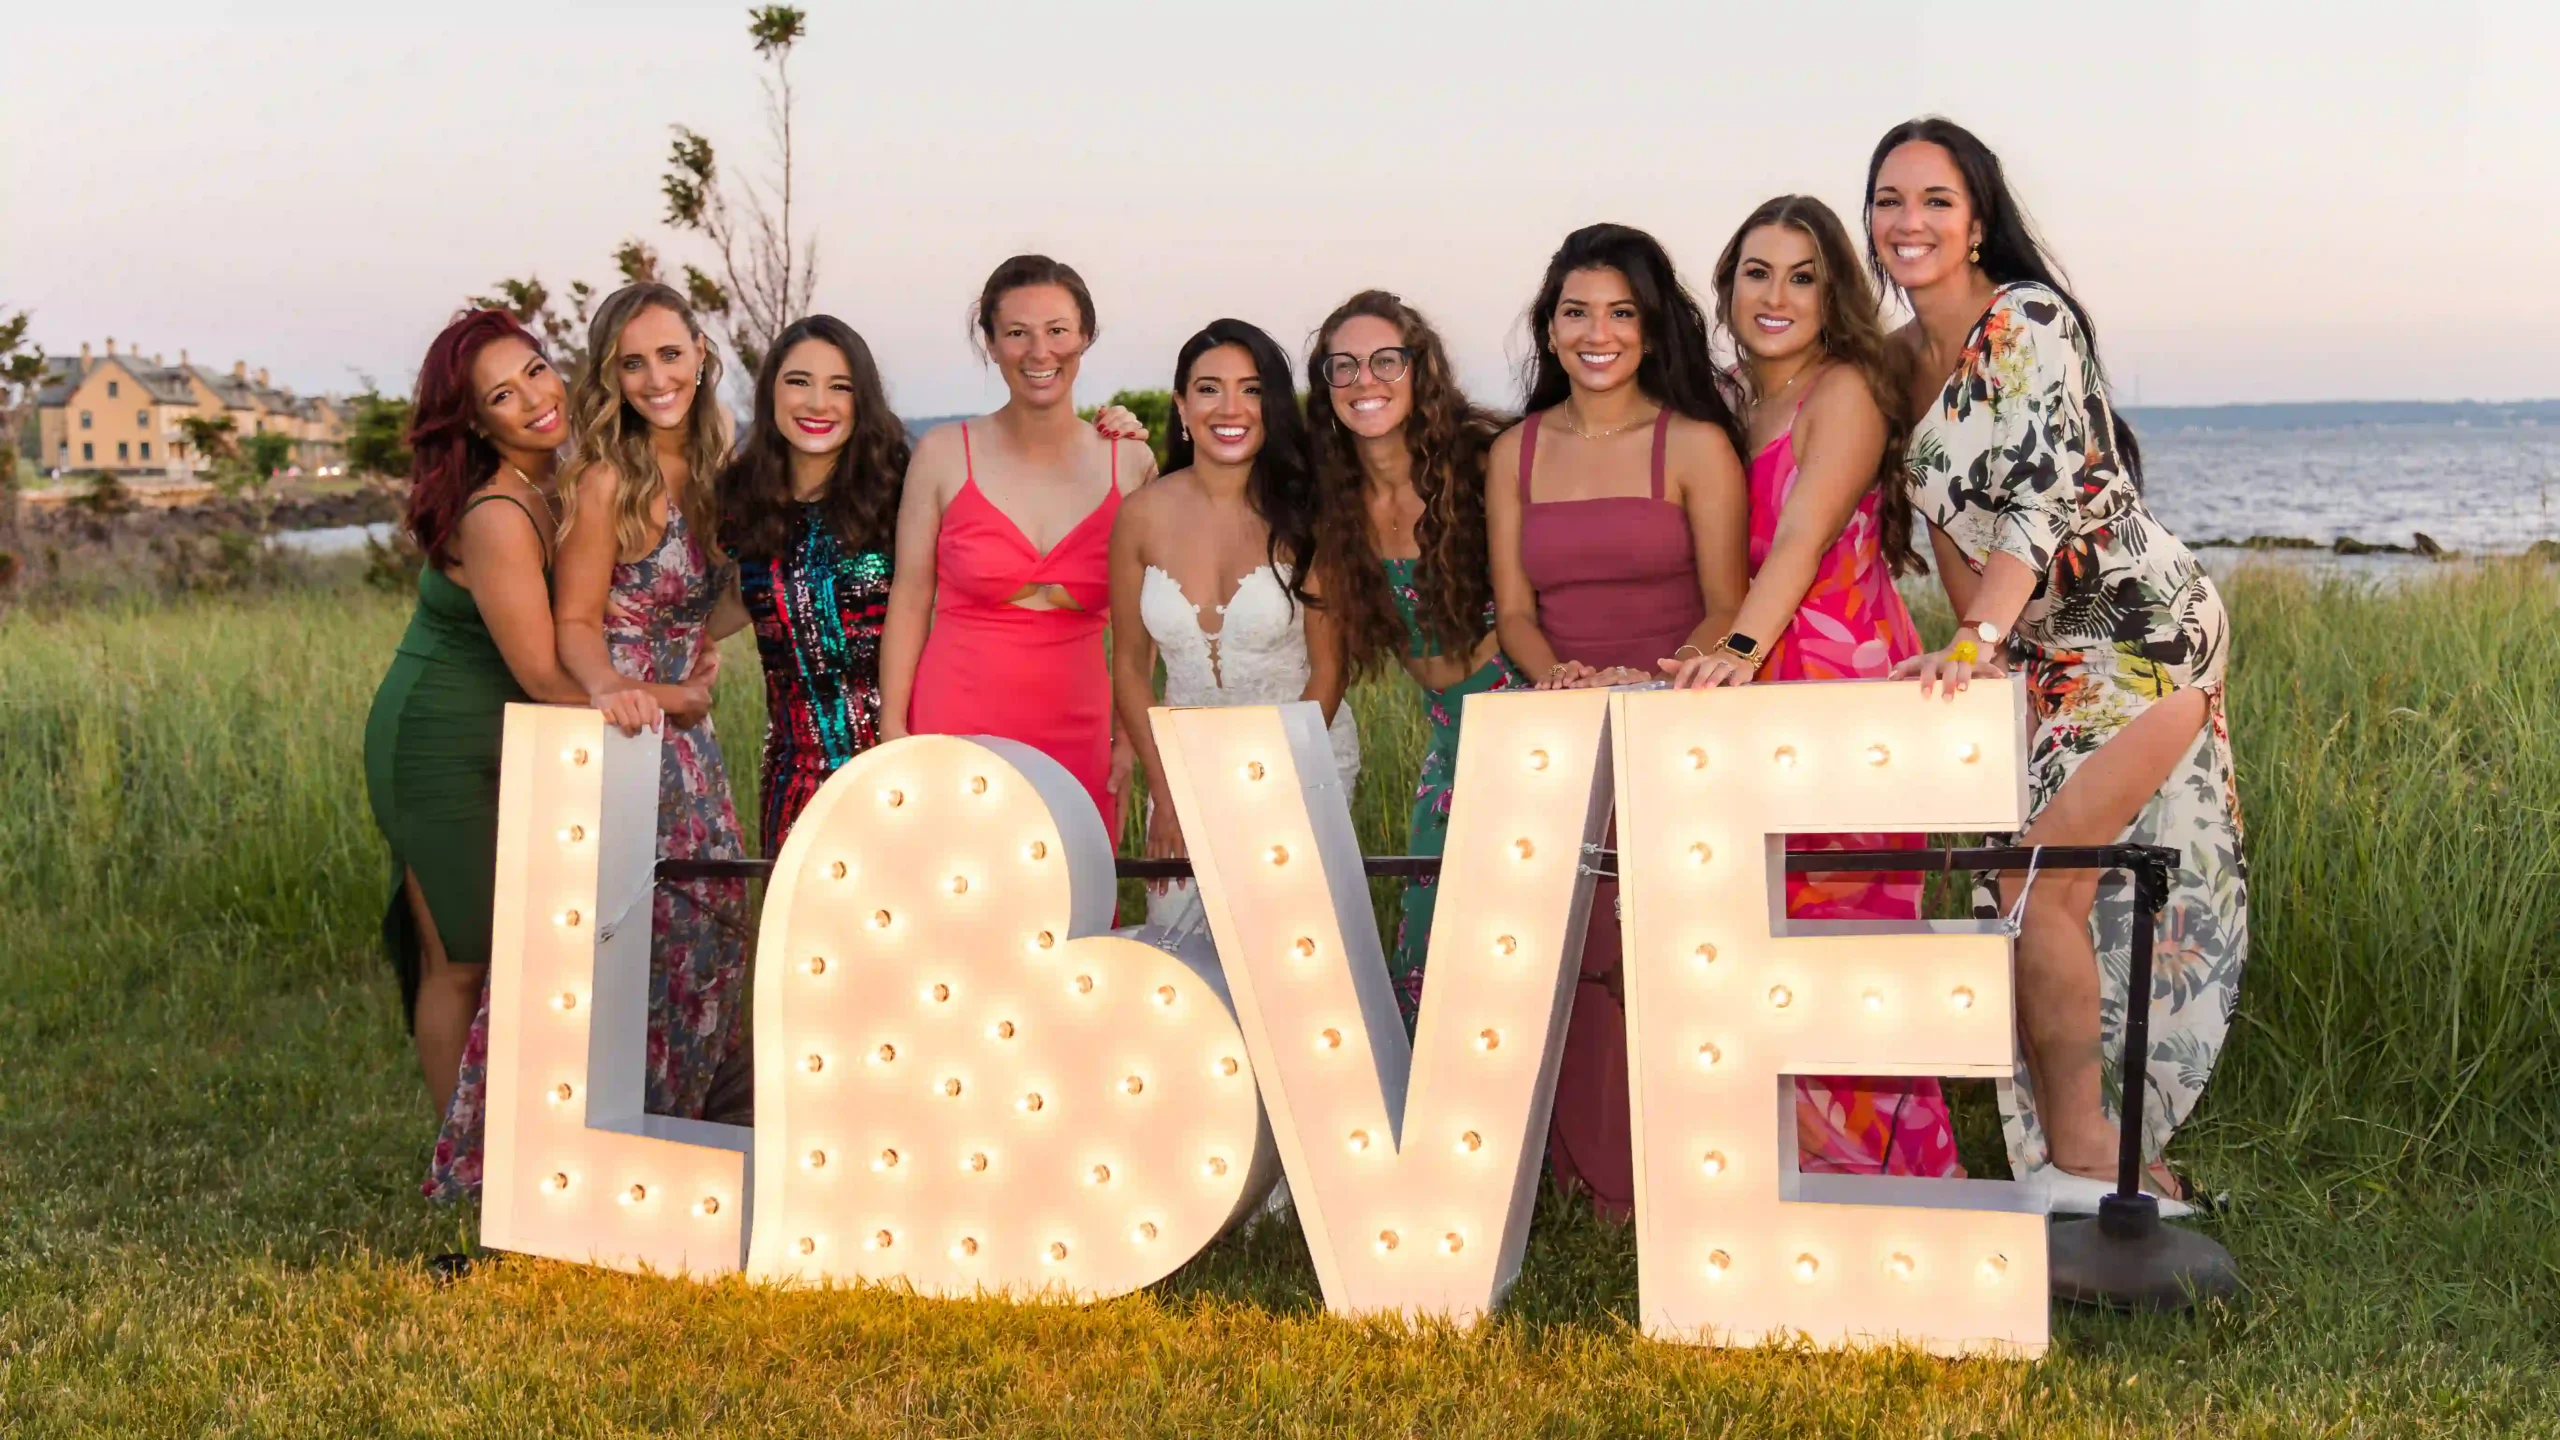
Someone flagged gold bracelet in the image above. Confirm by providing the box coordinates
[1672,645,1705,662]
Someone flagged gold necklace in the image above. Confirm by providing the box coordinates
[509,464,560,531]
[1560,401,1660,441]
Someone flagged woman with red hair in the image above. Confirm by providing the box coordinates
[363,310,672,1202]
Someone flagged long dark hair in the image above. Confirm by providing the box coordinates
[1305,290,1506,676]
[719,315,908,562]
[405,308,544,568]
[1863,116,2143,481]
[1518,223,1742,453]
[1710,195,1922,576]
[1165,318,1320,612]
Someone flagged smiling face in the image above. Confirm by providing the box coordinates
[1323,313,1413,441]
[1870,140,1981,293]
[469,337,567,452]
[1177,343,1265,467]
[773,337,855,459]
[1728,223,1825,366]
[613,303,703,433]
[988,283,1087,408]
[1547,266,1645,396]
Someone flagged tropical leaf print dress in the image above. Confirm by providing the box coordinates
[1906,282,2248,1175]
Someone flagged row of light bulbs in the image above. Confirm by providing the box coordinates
[1700,1248,2012,1285]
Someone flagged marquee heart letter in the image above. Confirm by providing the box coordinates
[744,735,1277,1297]
[1149,693,1613,1321]
[1612,679,2047,1357]
[482,706,750,1276]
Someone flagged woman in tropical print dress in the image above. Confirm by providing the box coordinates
[1868,119,2246,1215]
[718,315,910,855]
[1665,195,1961,1177]
[552,282,749,1123]
[1305,290,1523,1030]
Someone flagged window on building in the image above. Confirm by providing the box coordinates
[140,442,153,461]
[118,442,130,461]
[108,380,121,398]
[137,409,150,428]
[82,442,94,462]
[80,411,92,429]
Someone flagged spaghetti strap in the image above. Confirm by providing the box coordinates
[1648,408,1670,501]
[460,491,553,562]
[961,421,975,481]
[1518,412,1543,504]
[1108,435,1119,488]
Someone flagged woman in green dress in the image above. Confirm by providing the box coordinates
[1306,291,1523,1030]
[363,309,683,1200]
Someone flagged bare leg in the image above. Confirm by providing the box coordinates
[404,869,485,1118]
[1997,687,2210,1185]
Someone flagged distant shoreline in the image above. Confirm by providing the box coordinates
[2123,399,2560,431]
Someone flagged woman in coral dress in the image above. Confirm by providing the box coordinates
[1667,194,1962,1178]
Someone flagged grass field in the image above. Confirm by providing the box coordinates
[2,563,2557,1435]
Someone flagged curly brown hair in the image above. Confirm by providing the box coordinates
[1710,195,1924,576]
[1304,291,1507,680]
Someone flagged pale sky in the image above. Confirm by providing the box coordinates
[6,1,2554,413]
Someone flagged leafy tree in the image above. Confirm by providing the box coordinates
[466,275,598,372]
[0,307,44,571]
[344,385,414,478]
[175,412,240,475]
[659,5,814,374]
[1092,389,1175,468]
[240,430,294,483]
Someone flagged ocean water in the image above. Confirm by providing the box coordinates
[2135,423,2560,557]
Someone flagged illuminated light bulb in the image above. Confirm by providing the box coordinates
[551,991,579,1012]
[1959,741,1982,764]
[1981,1253,2010,1282]
[621,1183,648,1206]
[1089,1164,1112,1185]
[1512,837,1535,860]
[828,859,847,880]
[1121,1075,1145,1096]
[1687,746,1708,771]
[1888,1252,1916,1279]
[1526,748,1550,771]
[1795,1253,1820,1282]
[1242,760,1266,782]
[941,1077,963,1098]
[1216,1055,1240,1077]
[1347,1129,1372,1153]
[871,1229,895,1250]
[990,1020,1016,1041]
[1156,984,1177,1007]
[693,1196,721,1217]
[1475,1028,1501,1052]
[549,1082,574,1104]
[1457,1131,1483,1154]
[540,1172,569,1194]
[1132,1222,1159,1243]
[880,787,904,808]
[566,746,590,767]
[1316,1028,1343,1052]
[1773,745,1798,768]
[1863,989,1884,1012]
[969,774,989,796]
[1696,1042,1723,1068]
[872,1149,900,1171]
[872,1043,897,1065]
[1951,986,1977,1010]
[929,982,952,1004]
[1694,942,1719,967]
[1493,934,1518,957]
[1441,1232,1465,1255]
[1266,844,1289,867]
[1033,931,1057,952]
[967,1152,989,1172]
[946,875,969,896]
[1700,1150,1727,1176]
[804,955,829,977]
[1768,984,1793,1009]
[1688,842,1712,866]
[1019,1093,1044,1113]
[1291,936,1317,960]
[1047,1241,1069,1263]
[803,1149,828,1170]
[1071,973,1095,996]
[556,908,583,929]
[954,1237,979,1258]
[559,824,586,844]
[1024,840,1048,862]
[802,1053,826,1074]
[1866,743,1891,767]
[795,1236,817,1256]
[870,909,893,930]
[1375,1230,1400,1253]
[1201,1156,1229,1178]
[1704,1249,1732,1281]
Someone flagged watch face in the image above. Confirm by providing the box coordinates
[1725,632,1761,658]
[1972,621,2000,644]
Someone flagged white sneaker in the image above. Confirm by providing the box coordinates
[2022,1165,2193,1220]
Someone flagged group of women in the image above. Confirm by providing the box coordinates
[364,116,2247,1225]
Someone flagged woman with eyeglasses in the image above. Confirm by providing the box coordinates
[1304,290,1522,1031]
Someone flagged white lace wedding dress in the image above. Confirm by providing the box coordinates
[1140,562,1362,930]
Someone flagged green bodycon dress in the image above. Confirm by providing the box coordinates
[363,497,542,1024]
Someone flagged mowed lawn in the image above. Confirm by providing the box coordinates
[2,563,2557,1436]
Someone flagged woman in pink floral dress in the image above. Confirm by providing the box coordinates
[1665,195,1961,1178]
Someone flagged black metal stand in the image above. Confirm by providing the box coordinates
[661,839,2242,1310]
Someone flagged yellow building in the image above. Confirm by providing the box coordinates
[32,338,349,478]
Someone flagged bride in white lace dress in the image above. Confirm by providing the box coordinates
[1111,320,1361,931]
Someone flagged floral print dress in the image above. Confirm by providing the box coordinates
[1383,557,1524,1029]
[1906,282,2248,1175]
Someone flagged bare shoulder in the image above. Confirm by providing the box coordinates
[455,480,549,559]
[1110,431,1159,493]
[1484,421,1527,483]
[906,421,974,500]
[1802,363,1885,429]
[1663,411,1742,466]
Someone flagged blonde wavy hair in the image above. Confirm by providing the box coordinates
[562,282,733,561]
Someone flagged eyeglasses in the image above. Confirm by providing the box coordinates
[1319,346,1414,389]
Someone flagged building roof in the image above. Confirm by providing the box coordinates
[35,354,198,407]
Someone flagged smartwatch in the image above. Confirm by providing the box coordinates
[1721,631,1763,661]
